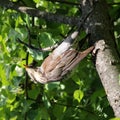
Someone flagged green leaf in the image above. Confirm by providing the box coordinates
[110,118,120,120]
[39,32,55,47]
[35,107,50,120]
[53,105,66,119]
[73,89,84,103]
[27,48,43,60]
[45,82,60,91]
[42,94,51,108]
[28,87,40,99]
[90,89,106,104]
[0,64,9,85]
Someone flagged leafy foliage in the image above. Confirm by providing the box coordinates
[0,0,120,119]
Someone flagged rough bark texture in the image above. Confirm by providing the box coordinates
[81,0,120,117]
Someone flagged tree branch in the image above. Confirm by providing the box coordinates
[46,0,80,6]
[81,0,120,117]
[17,38,58,51]
[0,0,81,26]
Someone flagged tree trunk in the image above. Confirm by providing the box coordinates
[81,0,120,117]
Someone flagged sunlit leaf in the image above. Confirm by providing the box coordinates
[27,48,43,60]
[73,89,84,103]
[110,118,120,120]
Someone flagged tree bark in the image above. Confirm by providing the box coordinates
[81,0,120,117]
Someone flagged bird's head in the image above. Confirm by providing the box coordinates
[24,65,48,84]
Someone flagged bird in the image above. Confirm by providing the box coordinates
[25,30,94,84]
[25,10,94,84]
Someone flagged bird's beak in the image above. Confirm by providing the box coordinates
[24,64,29,68]
[24,64,34,68]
